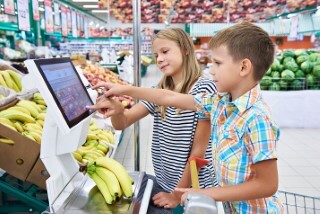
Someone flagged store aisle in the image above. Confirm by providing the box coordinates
[114,64,320,200]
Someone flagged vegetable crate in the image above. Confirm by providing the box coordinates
[279,190,320,214]
[260,77,306,91]
[306,77,320,90]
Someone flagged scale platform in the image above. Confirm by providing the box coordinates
[55,171,148,213]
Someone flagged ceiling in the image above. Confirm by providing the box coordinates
[70,0,319,24]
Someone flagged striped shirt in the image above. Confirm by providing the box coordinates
[194,84,284,213]
[141,77,218,192]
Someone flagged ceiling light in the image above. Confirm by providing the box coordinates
[92,10,109,13]
[39,7,44,11]
[73,0,98,2]
[83,5,99,8]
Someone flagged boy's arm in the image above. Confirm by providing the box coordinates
[94,82,197,111]
[177,159,279,203]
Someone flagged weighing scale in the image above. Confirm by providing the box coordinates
[24,58,153,213]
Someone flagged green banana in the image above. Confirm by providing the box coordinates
[6,70,22,91]
[95,166,121,197]
[88,173,114,204]
[0,109,35,123]
[95,157,133,198]
[0,72,8,87]
[16,100,40,118]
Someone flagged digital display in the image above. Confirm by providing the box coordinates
[34,58,94,128]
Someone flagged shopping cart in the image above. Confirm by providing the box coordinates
[278,190,320,214]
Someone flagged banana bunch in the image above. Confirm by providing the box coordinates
[72,139,109,164]
[87,121,115,145]
[87,157,134,205]
[32,92,47,107]
[0,70,22,92]
[0,96,47,145]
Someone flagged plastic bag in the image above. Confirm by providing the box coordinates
[0,86,17,107]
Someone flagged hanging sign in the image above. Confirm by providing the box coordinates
[17,0,30,31]
[4,0,15,15]
[67,9,72,29]
[84,17,89,38]
[61,7,68,36]
[32,0,40,21]
[72,10,78,37]
[54,3,60,26]
[44,0,54,33]
[288,15,299,41]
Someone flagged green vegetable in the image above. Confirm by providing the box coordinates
[284,61,299,72]
[283,57,295,65]
[306,74,315,88]
[296,55,309,64]
[271,71,280,80]
[271,59,281,71]
[294,49,307,57]
[295,70,305,78]
[313,63,320,78]
[281,69,295,82]
[309,53,320,62]
[300,61,313,74]
[282,50,295,58]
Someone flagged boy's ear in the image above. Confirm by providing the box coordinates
[239,58,253,77]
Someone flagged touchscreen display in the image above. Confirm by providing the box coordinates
[34,58,94,128]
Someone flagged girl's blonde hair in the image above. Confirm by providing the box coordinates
[152,28,202,119]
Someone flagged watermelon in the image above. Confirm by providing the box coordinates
[271,59,281,71]
[283,57,295,65]
[313,63,320,78]
[282,50,295,58]
[281,69,295,81]
[290,79,304,90]
[309,53,320,62]
[279,80,288,90]
[300,61,313,74]
[296,55,309,64]
[306,74,315,88]
[295,70,305,78]
[294,49,307,57]
[260,76,272,87]
[269,82,280,91]
[265,67,272,76]
[284,61,298,72]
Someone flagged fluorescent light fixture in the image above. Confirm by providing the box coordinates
[39,7,44,12]
[287,13,297,18]
[92,10,109,13]
[83,5,99,8]
[38,0,44,2]
[89,21,94,25]
[73,0,98,2]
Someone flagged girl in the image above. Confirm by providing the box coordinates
[90,28,217,213]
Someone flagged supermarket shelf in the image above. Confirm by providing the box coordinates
[0,22,19,32]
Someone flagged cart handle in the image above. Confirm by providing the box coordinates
[188,157,210,189]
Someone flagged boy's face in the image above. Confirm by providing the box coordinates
[152,38,184,78]
[210,45,242,93]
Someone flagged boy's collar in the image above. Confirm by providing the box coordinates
[223,84,261,113]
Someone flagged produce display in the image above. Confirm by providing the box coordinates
[86,157,134,205]
[0,93,46,144]
[72,120,115,164]
[82,64,135,108]
[0,70,23,92]
[261,50,320,91]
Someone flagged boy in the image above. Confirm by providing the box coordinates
[88,22,283,213]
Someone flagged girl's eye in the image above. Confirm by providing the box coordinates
[163,50,168,54]
[214,61,221,65]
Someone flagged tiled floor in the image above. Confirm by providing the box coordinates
[114,64,320,207]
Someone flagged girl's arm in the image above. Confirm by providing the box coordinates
[94,82,197,111]
[177,159,279,203]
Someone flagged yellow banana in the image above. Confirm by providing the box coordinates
[36,113,46,120]
[8,106,31,116]
[34,99,46,106]
[6,70,22,91]
[96,143,109,154]
[0,118,17,131]
[95,157,133,198]
[72,151,83,162]
[13,121,24,133]
[84,139,98,146]
[0,72,8,87]
[88,173,113,204]
[89,123,100,131]
[91,149,105,157]
[0,109,35,123]
[16,100,40,118]
[95,166,121,197]
[100,130,114,144]
[0,138,14,145]
[1,70,15,91]
[36,104,47,111]
[97,134,111,143]
[33,92,43,100]
[24,123,43,132]
[35,119,44,127]
[25,100,42,112]
[83,152,101,161]
[87,133,99,140]
[21,131,36,141]
[28,131,42,143]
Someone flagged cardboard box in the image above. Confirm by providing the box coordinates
[26,157,49,190]
[0,123,40,181]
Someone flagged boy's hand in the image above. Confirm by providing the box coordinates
[86,96,124,118]
[175,188,203,206]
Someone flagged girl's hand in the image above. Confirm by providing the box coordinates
[152,191,181,209]
[86,96,124,118]
[92,82,129,97]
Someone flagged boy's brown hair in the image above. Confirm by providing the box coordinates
[209,22,275,81]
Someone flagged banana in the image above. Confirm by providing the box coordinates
[34,99,46,106]
[36,104,47,111]
[87,133,99,140]
[0,109,35,123]
[91,149,105,157]
[0,72,8,87]
[0,137,14,145]
[35,119,44,127]
[72,151,83,162]
[100,130,114,144]
[83,152,101,161]
[0,118,17,131]
[33,92,43,100]
[8,106,31,116]
[96,143,109,154]
[36,113,46,120]
[94,157,133,198]
[6,70,22,91]
[97,134,111,143]
[88,173,114,204]
[84,139,98,147]
[28,131,42,143]
[1,70,15,91]
[88,186,112,211]
[95,166,121,197]
[89,123,100,131]
[13,121,24,133]
[24,123,43,132]
[16,100,40,118]
[21,131,36,141]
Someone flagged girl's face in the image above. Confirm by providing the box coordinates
[209,45,241,93]
[152,38,184,78]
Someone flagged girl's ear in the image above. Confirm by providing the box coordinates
[239,58,252,77]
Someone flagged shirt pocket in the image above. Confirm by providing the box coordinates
[217,127,245,166]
